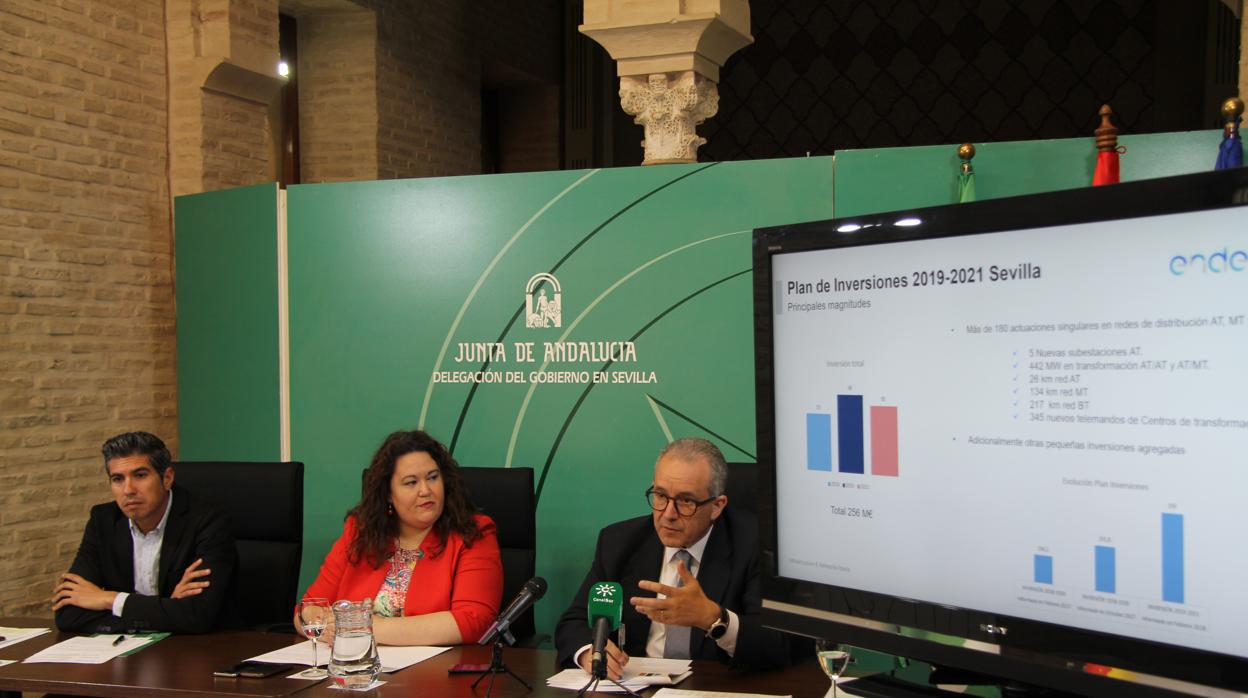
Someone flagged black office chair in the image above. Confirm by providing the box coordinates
[173,461,304,632]
[725,461,758,514]
[458,466,543,647]
[725,461,813,663]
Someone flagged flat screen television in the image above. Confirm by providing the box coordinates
[752,167,1248,697]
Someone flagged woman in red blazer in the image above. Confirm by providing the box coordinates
[297,430,503,645]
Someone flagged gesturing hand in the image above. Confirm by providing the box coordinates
[631,561,720,630]
[52,572,117,612]
[172,558,212,599]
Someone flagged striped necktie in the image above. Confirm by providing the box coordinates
[662,549,693,659]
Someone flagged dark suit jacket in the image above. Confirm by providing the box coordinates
[54,483,237,634]
[555,507,788,670]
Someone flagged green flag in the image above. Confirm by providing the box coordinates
[958,167,976,203]
[957,143,976,203]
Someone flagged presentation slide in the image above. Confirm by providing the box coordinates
[771,207,1248,659]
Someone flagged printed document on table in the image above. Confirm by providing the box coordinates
[246,642,449,671]
[624,657,692,678]
[23,635,154,664]
[375,645,450,672]
[0,627,51,650]
[547,658,693,693]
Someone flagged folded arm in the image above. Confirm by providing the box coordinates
[116,509,237,634]
[54,515,121,633]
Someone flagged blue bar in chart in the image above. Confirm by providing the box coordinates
[1095,546,1116,593]
[1034,554,1053,584]
[837,394,864,474]
[1162,513,1184,603]
[806,413,832,471]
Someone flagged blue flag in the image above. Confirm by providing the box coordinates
[1215,116,1242,170]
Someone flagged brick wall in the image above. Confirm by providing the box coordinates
[0,0,563,619]
[201,90,272,192]
[294,0,562,182]
[482,1,563,173]
[481,0,562,85]
[1241,13,1247,109]
[494,85,562,173]
[0,0,177,616]
[298,9,379,183]
[370,0,482,179]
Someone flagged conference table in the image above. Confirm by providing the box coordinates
[0,618,832,698]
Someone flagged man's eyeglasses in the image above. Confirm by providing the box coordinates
[645,488,716,517]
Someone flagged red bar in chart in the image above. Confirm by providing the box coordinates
[870,405,898,476]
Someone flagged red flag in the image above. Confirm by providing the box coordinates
[1093,104,1120,186]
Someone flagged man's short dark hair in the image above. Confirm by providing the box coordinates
[102,431,172,475]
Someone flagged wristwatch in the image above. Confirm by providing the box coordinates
[706,604,729,640]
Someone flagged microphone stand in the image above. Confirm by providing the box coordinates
[576,673,642,698]
[576,645,641,698]
[576,672,642,697]
[471,629,532,697]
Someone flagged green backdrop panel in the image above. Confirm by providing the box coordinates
[833,130,1224,217]
[177,133,1227,643]
[287,158,834,636]
[174,183,280,461]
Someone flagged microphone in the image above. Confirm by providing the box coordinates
[478,577,547,646]
[587,581,623,679]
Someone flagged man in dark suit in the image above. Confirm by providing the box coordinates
[555,438,788,678]
[53,431,237,634]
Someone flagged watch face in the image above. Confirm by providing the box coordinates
[709,622,727,639]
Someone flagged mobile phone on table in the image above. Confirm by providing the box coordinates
[448,663,491,674]
[213,661,295,678]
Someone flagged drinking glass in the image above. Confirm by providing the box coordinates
[298,597,331,679]
[815,639,853,698]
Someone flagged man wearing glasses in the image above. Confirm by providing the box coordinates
[555,437,788,677]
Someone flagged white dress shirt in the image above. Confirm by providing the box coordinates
[575,523,741,668]
[642,525,740,659]
[111,490,173,617]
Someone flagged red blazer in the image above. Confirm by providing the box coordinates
[303,513,503,643]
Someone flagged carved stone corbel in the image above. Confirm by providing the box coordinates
[580,1,752,164]
[620,72,719,164]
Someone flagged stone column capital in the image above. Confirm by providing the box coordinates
[580,1,751,164]
[620,71,717,164]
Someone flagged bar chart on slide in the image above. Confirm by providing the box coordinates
[1034,554,1053,584]
[1027,512,1186,604]
[805,395,899,476]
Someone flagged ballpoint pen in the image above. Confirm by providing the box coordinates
[112,635,125,646]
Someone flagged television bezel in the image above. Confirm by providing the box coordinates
[752,167,1248,697]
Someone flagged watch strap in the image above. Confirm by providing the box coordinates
[706,604,729,639]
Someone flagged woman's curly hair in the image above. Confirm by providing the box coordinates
[347,429,482,568]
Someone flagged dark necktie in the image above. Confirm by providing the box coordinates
[663,549,693,659]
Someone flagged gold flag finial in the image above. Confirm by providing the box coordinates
[958,143,975,173]
[1222,97,1244,121]
[1222,97,1244,133]
[1095,104,1118,152]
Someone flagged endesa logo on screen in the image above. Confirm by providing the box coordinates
[1169,247,1248,275]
